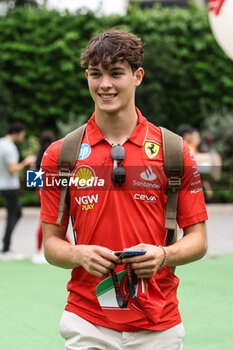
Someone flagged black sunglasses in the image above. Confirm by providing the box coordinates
[111,145,126,186]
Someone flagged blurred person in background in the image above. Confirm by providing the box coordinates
[0,121,35,260]
[176,125,200,153]
[31,130,55,264]
[177,124,222,200]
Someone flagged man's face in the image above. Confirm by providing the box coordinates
[85,61,144,115]
[190,131,201,148]
[14,130,25,143]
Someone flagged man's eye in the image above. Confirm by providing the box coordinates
[112,72,123,76]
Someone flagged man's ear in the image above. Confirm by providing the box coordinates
[134,67,144,87]
[85,69,89,79]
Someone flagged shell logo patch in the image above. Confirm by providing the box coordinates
[144,141,160,159]
[74,165,96,189]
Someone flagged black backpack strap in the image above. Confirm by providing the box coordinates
[160,127,184,246]
[56,124,86,225]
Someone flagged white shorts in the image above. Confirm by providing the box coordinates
[59,310,185,350]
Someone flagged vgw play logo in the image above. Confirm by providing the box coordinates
[26,169,44,188]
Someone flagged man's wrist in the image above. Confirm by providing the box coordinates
[20,159,27,168]
[156,245,167,268]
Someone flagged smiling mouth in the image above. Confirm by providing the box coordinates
[98,93,117,100]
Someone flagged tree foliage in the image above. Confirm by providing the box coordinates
[0,7,99,135]
[119,3,233,129]
[0,3,233,136]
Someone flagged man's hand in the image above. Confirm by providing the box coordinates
[7,155,36,174]
[121,243,165,279]
[77,245,121,278]
[23,154,36,167]
[42,222,120,276]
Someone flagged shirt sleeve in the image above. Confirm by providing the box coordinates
[177,142,208,228]
[40,140,69,226]
[4,142,19,164]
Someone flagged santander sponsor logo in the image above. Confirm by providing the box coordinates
[140,166,156,181]
[133,166,161,189]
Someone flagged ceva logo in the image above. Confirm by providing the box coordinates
[134,194,156,203]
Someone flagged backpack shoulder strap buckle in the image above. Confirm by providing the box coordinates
[168,169,182,192]
[58,161,71,181]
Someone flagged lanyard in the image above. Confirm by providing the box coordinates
[110,263,139,308]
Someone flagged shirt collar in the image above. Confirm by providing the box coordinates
[85,113,105,147]
[128,107,148,146]
[86,107,148,147]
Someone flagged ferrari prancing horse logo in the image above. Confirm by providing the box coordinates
[144,141,160,159]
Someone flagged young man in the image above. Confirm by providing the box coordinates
[0,121,35,259]
[41,29,208,349]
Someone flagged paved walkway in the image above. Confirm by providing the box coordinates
[0,204,233,257]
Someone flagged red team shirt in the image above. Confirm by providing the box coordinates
[40,108,208,331]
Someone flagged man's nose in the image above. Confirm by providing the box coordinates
[99,75,113,90]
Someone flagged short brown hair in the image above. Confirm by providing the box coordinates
[8,121,25,134]
[80,29,144,72]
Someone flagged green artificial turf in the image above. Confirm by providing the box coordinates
[0,254,233,350]
[177,254,233,350]
[0,260,70,350]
